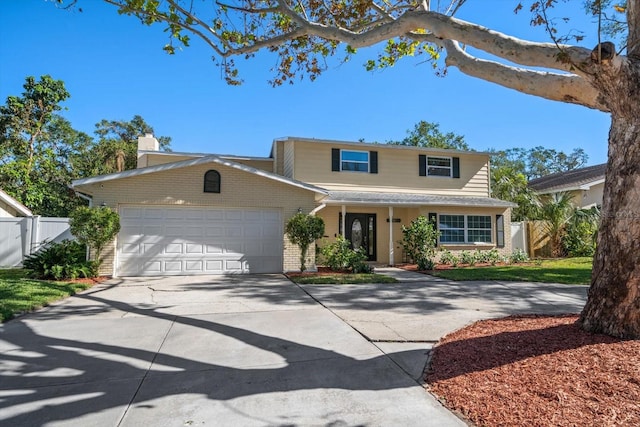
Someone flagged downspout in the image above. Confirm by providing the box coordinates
[74,191,93,207]
[73,191,93,262]
[388,207,394,266]
[309,204,326,216]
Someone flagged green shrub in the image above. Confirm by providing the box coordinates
[320,235,372,273]
[509,248,530,264]
[400,216,440,271]
[487,249,504,265]
[23,240,99,280]
[439,249,459,266]
[285,213,325,272]
[460,250,475,265]
[69,206,121,265]
[562,207,599,257]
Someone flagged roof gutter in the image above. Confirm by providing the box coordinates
[309,204,326,215]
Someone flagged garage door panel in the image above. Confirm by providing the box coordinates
[225,211,243,221]
[185,261,203,272]
[120,207,143,219]
[185,244,204,254]
[225,227,243,238]
[164,243,183,254]
[205,260,224,272]
[205,227,224,237]
[205,244,224,254]
[118,206,282,276]
[143,225,163,235]
[143,208,165,219]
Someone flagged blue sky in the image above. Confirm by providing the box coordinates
[1,0,610,164]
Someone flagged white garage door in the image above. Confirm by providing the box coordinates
[117,206,283,276]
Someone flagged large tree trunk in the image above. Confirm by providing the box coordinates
[579,96,640,338]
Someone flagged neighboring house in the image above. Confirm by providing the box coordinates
[0,189,32,217]
[528,163,606,209]
[71,135,515,276]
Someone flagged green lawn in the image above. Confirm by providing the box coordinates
[0,269,92,322]
[288,273,398,285]
[430,257,593,285]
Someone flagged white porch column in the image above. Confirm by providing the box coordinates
[388,206,394,266]
[341,205,346,237]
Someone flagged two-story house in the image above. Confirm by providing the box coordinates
[71,136,515,276]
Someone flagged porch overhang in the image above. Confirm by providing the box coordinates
[321,191,517,208]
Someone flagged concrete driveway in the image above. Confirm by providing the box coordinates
[0,274,465,427]
[301,267,589,342]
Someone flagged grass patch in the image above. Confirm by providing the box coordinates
[0,269,92,322]
[289,273,398,285]
[430,257,592,285]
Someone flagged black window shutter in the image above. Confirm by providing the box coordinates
[369,151,378,174]
[419,155,427,176]
[496,214,505,248]
[428,212,438,246]
[452,157,460,178]
[331,148,340,171]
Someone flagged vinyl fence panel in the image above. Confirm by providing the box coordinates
[0,216,73,267]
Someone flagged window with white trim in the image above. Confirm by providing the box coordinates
[427,156,452,177]
[439,214,492,244]
[341,150,369,172]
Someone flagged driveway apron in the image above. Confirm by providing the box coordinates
[0,274,464,426]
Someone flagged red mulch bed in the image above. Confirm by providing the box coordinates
[286,267,353,278]
[67,276,110,285]
[425,315,640,426]
[399,262,531,272]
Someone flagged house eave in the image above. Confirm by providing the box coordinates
[72,155,327,195]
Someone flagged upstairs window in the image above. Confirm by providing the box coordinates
[204,170,221,193]
[427,156,452,177]
[419,155,460,178]
[341,150,369,172]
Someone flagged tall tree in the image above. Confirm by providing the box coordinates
[86,115,172,175]
[389,120,470,150]
[0,75,84,216]
[91,0,640,337]
[490,147,588,181]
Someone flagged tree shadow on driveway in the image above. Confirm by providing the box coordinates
[0,289,451,426]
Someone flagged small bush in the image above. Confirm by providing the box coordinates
[400,216,440,271]
[23,240,98,280]
[509,248,530,264]
[487,249,504,265]
[285,213,325,272]
[439,250,459,266]
[460,250,475,265]
[320,235,372,273]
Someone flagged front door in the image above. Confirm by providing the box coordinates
[345,213,376,261]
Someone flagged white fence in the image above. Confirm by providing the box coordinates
[0,217,73,267]
[511,221,528,253]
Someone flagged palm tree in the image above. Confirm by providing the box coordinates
[539,192,575,257]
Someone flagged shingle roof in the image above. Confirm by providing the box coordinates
[71,155,328,195]
[323,191,516,208]
[528,163,606,193]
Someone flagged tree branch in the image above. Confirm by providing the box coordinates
[444,41,608,112]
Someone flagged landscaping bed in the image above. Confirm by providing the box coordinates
[425,315,640,426]
[399,257,593,285]
[286,267,398,284]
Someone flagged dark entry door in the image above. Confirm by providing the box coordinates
[345,213,376,261]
